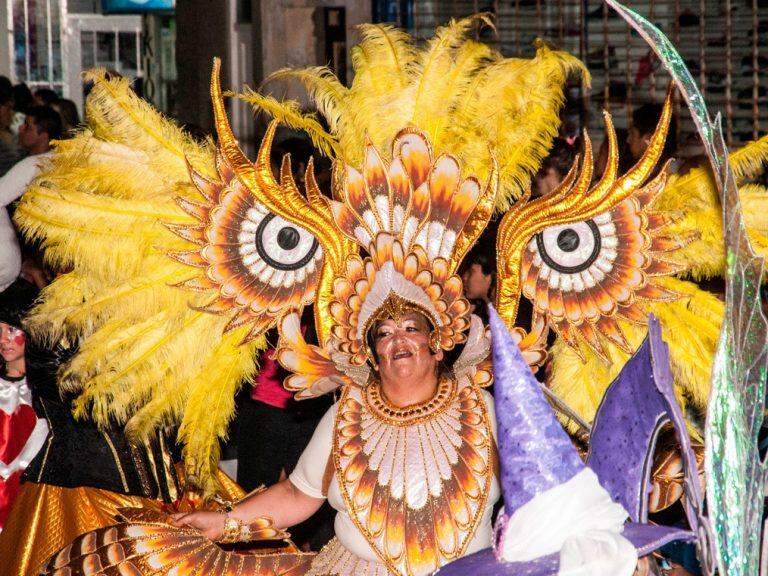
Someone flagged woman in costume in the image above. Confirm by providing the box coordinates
[0,280,48,531]
[174,304,499,575]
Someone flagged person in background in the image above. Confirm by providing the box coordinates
[594,127,633,180]
[17,106,61,157]
[0,107,62,291]
[460,234,496,325]
[627,102,678,176]
[10,84,33,135]
[0,79,20,177]
[532,137,578,197]
[0,280,48,532]
[51,99,80,138]
[32,88,58,108]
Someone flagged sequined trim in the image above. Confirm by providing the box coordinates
[333,376,494,575]
[307,538,394,576]
[101,429,129,492]
[363,374,456,426]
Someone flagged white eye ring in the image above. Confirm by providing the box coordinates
[536,220,600,273]
[238,212,320,272]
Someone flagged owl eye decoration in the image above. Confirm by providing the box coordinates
[166,152,323,342]
[521,174,693,361]
[534,217,607,276]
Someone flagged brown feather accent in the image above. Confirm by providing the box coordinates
[392,130,432,191]
[405,505,439,574]
[644,258,689,277]
[634,282,680,302]
[163,222,207,245]
[650,234,697,253]
[617,303,650,324]
[40,519,314,576]
[594,316,632,353]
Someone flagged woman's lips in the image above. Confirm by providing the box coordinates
[392,349,413,360]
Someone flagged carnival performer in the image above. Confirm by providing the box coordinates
[14,4,768,574]
[0,280,48,531]
[175,304,500,575]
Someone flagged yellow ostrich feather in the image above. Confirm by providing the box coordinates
[82,69,216,179]
[248,16,588,210]
[236,89,340,159]
[12,67,272,493]
[656,134,768,280]
[548,276,723,436]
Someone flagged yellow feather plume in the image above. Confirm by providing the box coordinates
[730,133,768,182]
[12,68,269,493]
[235,89,340,159]
[548,276,723,438]
[245,16,589,210]
[83,69,215,178]
[263,66,349,134]
[656,137,768,281]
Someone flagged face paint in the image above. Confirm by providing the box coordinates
[0,322,26,366]
[373,312,443,384]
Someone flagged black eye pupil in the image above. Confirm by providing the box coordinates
[557,229,580,252]
[277,227,300,250]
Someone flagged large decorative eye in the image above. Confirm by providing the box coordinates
[167,153,324,341]
[535,217,612,275]
[243,209,320,279]
[521,196,688,360]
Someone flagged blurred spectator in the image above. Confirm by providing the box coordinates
[18,106,62,155]
[32,88,58,108]
[594,127,633,179]
[10,84,33,136]
[0,107,61,291]
[628,103,678,176]
[0,80,20,177]
[460,235,496,325]
[51,99,80,138]
[533,138,578,197]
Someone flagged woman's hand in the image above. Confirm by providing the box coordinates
[170,510,226,541]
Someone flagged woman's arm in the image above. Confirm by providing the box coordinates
[171,478,325,540]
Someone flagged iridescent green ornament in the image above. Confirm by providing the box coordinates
[605,2,768,576]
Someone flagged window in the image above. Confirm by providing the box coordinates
[11,0,65,93]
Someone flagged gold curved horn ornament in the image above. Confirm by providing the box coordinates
[495,88,675,329]
[210,59,354,345]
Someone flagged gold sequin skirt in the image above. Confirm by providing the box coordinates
[0,481,148,576]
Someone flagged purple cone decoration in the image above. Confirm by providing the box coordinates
[488,305,585,516]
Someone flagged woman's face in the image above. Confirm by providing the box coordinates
[0,322,25,365]
[372,312,443,384]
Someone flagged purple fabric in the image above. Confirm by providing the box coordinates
[644,316,706,537]
[585,323,668,522]
[440,313,701,575]
[488,306,584,516]
[585,315,704,530]
[436,523,694,576]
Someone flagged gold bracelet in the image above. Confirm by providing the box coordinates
[218,514,243,544]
